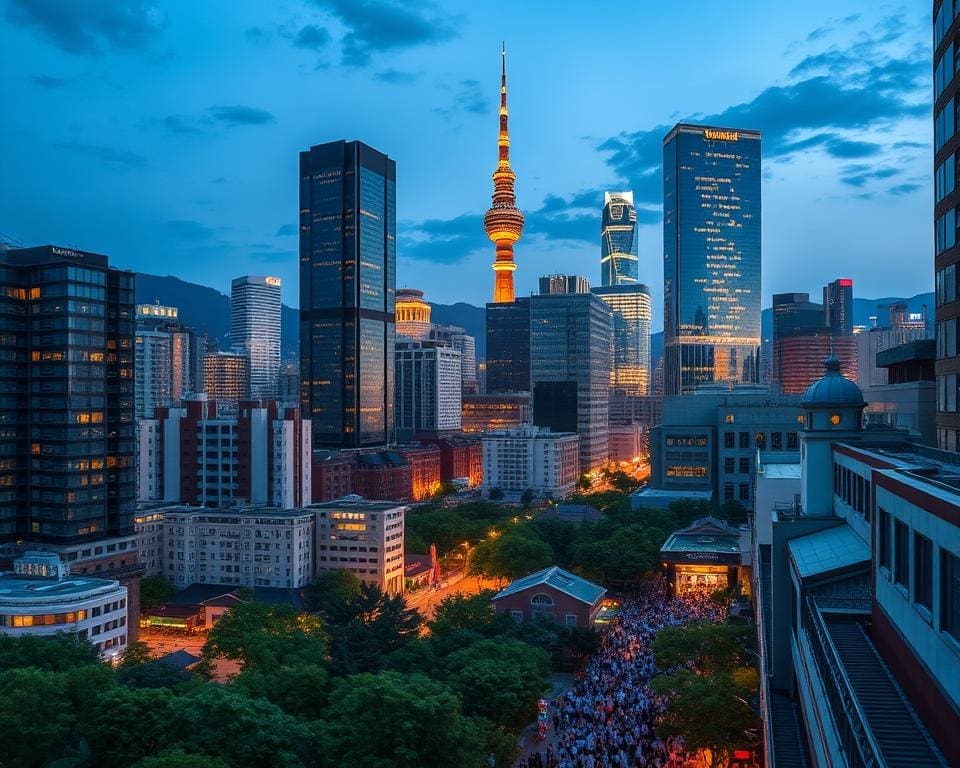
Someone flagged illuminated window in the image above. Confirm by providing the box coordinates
[830,414,841,426]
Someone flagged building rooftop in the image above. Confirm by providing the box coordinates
[788,523,870,580]
[631,488,713,502]
[875,339,935,368]
[493,565,606,606]
[0,572,120,601]
[837,441,960,497]
[758,462,802,480]
[309,497,406,511]
[660,516,742,556]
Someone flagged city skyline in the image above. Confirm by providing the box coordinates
[0,2,932,320]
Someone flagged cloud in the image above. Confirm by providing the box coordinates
[375,68,421,84]
[29,74,67,89]
[434,79,488,119]
[162,115,204,135]
[840,165,900,188]
[161,220,216,239]
[293,24,331,51]
[245,26,269,44]
[54,141,146,168]
[400,213,484,263]
[6,0,165,56]
[889,182,922,195]
[311,0,459,66]
[275,224,297,236]
[207,105,276,126]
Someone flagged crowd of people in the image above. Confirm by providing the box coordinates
[520,580,726,768]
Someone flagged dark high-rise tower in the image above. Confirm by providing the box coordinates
[0,245,135,544]
[823,278,853,336]
[485,298,530,392]
[663,124,761,395]
[299,140,396,448]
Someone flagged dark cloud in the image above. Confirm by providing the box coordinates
[54,141,146,168]
[29,74,67,89]
[889,183,922,195]
[293,24,331,51]
[375,68,421,84]
[6,0,165,56]
[311,0,459,66]
[435,79,488,119]
[161,220,216,239]
[207,105,276,126]
[399,213,484,263]
[245,27,269,44]
[839,165,900,187]
[162,115,204,135]
[275,224,297,237]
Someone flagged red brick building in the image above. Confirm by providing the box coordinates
[395,445,441,500]
[428,436,483,486]
[492,566,606,627]
[312,452,354,502]
[352,452,412,500]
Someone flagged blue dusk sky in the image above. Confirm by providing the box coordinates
[0,1,932,327]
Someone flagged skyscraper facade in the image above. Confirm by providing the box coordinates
[299,140,396,448]
[231,276,281,399]
[484,47,524,304]
[935,0,959,449]
[823,278,854,336]
[203,351,250,403]
[136,303,194,406]
[601,191,639,286]
[0,245,135,544]
[592,284,652,396]
[530,292,612,471]
[663,124,761,395]
[539,274,590,295]
[394,340,462,439]
[485,297,530,393]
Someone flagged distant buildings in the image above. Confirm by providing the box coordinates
[461,392,531,433]
[429,323,479,394]
[823,278,854,336]
[486,297,530,393]
[135,303,196,418]
[299,140,396,448]
[481,425,580,497]
[592,284,652,396]
[539,274,590,295]
[0,245,136,546]
[530,291,612,471]
[203,351,250,403]
[662,125,761,394]
[395,288,432,341]
[858,302,931,388]
[777,335,858,395]
[312,499,406,595]
[394,340,462,440]
[231,276,281,399]
[600,191,639,286]
[864,339,936,444]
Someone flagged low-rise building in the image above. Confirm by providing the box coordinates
[395,445,442,500]
[311,498,406,595]
[492,566,606,627]
[161,507,315,589]
[864,339,935,445]
[607,423,644,462]
[429,436,483,486]
[659,516,745,596]
[0,553,129,660]
[481,425,580,497]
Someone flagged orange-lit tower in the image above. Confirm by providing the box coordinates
[484,44,524,303]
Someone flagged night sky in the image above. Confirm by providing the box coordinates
[1,1,932,328]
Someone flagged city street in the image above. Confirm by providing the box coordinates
[405,572,502,621]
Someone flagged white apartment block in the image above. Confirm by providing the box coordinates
[135,329,173,418]
[162,507,314,589]
[395,341,462,435]
[481,425,580,497]
[311,498,406,595]
[134,506,167,577]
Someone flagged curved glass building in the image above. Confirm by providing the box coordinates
[601,191,639,286]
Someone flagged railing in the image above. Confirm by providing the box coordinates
[802,597,881,768]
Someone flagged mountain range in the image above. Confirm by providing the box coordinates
[134,273,933,363]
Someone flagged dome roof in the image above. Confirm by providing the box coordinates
[801,356,865,407]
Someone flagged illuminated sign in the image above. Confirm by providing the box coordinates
[704,129,739,141]
[51,246,83,258]
[264,277,281,287]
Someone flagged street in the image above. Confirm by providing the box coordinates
[405,572,502,620]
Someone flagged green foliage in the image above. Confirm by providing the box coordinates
[140,576,177,612]
[575,473,592,491]
[202,601,327,672]
[440,638,550,727]
[520,488,535,507]
[118,640,154,667]
[404,501,517,556]
[0,667,80,767]
[316,671,487,768]
[131,751,228,768]
[0,632,101,673]
[302,569,361,619]
[232,664,330,720]
[530,516,578,563]
[86,686,178,768]
[428,590,498,636]
[488,487,505,500]
[652,621,753,676]
[467,533,553,582]
[604,468,639,493]
[116,660,194,689]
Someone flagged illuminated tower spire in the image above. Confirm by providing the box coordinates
[484,43,524,303]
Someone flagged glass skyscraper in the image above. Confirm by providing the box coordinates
[0,245,135,544]
[231,275,281,399]
[592,284,652,396]
[485,298,531,393]
[601,191,639,286]
[663,124,761,395]
[299,140,396,448]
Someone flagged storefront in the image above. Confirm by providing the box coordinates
[660,517,744,596]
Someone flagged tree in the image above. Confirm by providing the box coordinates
[140,576,177,612]
[202,601,327,672]
[488,487,505,501]
[429,591,498,636]
[231,664,330,720]
[118,640,154,667]
[651,669,758,768]
[575,473,592,491]
[86,686,178,768]
[652,621,753,676]
[317,671,487,768]
[520,488,535,508]
[441,638,550,727]
[0,632,101,673]
[117,660,195,690]
[572,524,665,584]
[302,569,361,619]
[0,667,78,767]
[132,751,227,768]
[606,470,638,494]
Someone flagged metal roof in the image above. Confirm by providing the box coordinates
[493,566,606,606]
[788,524,870,580]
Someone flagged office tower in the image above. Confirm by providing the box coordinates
[771,292,828,388]
[601,191,639,286]
[0,245,135,544]
[530,292,612,471]
[203,351,250,403]
[776,335,858,394]
[394,340,462,440]
[231,276,281,399]
[539,274,590,295]
[823,278,854,336]
[300,140,396,448]
[136,303,194,404]
[484,46,524,303]
[663,124,761,394]
[486,297,530,392]
[592,284,653,396]
[461,392,531,433]
[135,329,171,419]
[395,288,432,341]
[277,360,299,404]
[429,323,479,394]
